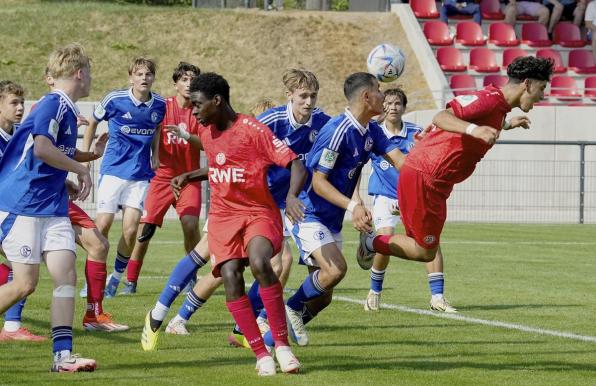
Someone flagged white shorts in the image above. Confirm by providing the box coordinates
[285,218,342,267]
[372,195,400,231]
[97,174,149,214]
[280,209,290,237]
[202,218,209,233]
[0,212,76,264]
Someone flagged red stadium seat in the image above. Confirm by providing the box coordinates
[481,0,505,20]
[411,0,440,18]
[423,21,453,46]
[521,23,552,47]
[488,22,519,47]
[568,49,596,74]
[455,22,487,46]
[436,47,467,72]
[450,74,477,95]
[549,75,582,101]
[553,22,586,48]
[469,47,500,72]
[483,74,508,87]
[536,49,567,73]
[585,77,596,101]
[501,48,528,70]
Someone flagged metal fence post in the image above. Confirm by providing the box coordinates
[579,143,585,224]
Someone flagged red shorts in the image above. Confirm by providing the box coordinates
[141,179,202,227]
[397,165,452,249]
[207,212,283,278]
[68,202,96,229]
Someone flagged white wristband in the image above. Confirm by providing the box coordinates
[465,123,478,136]
[179,126,191,140]
[346,200,358,213]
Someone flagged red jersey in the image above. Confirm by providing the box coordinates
[199,114,297,216]
[405,86,511,185]
[155,97,202,179]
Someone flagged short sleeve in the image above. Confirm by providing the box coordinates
[253,120,297,168]
[311,123,345,175]
[370,124,399,156]
[447,91,496,122]
[93,93,115,122]
[31,97,62,145]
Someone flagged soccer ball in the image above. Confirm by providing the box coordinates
[366,44,406,83]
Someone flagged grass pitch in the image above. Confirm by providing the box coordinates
[1,221,596,385]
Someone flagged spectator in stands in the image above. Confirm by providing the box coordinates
[440,0,482,24]
[544,0,587,35]
[586,0,596,57]
[505,0,550,28]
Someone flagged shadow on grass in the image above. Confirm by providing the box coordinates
[457,303,581,311]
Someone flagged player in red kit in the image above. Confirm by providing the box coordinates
[160,72,305,376]
[358,56,554,266]
[123,62,202,294]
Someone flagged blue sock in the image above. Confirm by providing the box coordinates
[52,326,72,353]
[247,281,264,317]
[370,268,386,293]
[263,305,317,346]
[4,270,26,322]
[286,270,325,312]
[428,272,445,296]
[178,290,205,320]
[113,251,130,278]
[158,250,207,308]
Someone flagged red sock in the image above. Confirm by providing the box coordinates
[259,281,289,347]
[373,235,393,256]
[85,260,107,317]
[0,264,10,285]
[226,295,269,359]
[127,259,143,283]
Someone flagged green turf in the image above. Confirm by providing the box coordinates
[2,222,596,385]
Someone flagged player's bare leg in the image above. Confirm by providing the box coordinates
[0,262,38,315]
[45,250,96,372]
[359,232,437,263]
[75,225,129,331]
[105,207,141,297]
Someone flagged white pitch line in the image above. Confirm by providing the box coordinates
[147,240,596,246]
[334,295,596,344]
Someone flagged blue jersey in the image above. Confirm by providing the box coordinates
[368,121,421,199]
[300,109,399,233]
[94,88,166,181]
[0,91,78,217]
[0,125,14,161]
[257,104,331,209]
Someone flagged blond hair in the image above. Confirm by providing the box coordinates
[46,43,90,79]
[129,56,157,75]
[250,99,276,117]
[282,69,319,93]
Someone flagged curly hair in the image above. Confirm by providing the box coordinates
[189,72,230,103]
[507,56,554,83]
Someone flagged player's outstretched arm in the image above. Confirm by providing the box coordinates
[82,116,99,152]
[503,116,531,130]
[165,124,203,151]
[285,159,306,224]
[383,148,406,170]
[74,132,108,162]
[34,135,92,200]
[312,171,372,232]
[432,109,498,145]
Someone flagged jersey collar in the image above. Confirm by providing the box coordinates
[344,107,368,136]
[50,89,80,115]
[128,88,154,108]
[286,102,313,130]
[0,128,12,142]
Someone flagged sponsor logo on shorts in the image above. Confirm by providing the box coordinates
[423,235,436,245]
[20,246,32,257]
[364,136,374,152]
[313,230,326,240]
[348,168,357,179]
[215,153,226,165]
[151,112,159,122]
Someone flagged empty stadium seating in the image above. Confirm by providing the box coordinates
[437,47,467,72]
[488,23,519,47]
[424,21,453,46]
[536,49,567,73]
[455,22,487,46]
[450,74,476,95]
[568,50,596,75]
[521,23,552,47]
[469,47,500,72]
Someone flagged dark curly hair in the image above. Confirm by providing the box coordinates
[507,56,554,83]
[189,72,230,103]
[172,62,200,83]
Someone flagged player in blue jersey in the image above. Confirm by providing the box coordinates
[0,44,96,372]
[361,88,456,313]
[283,72,406,346]
[0,80,47,342]
[83,57,166,297]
